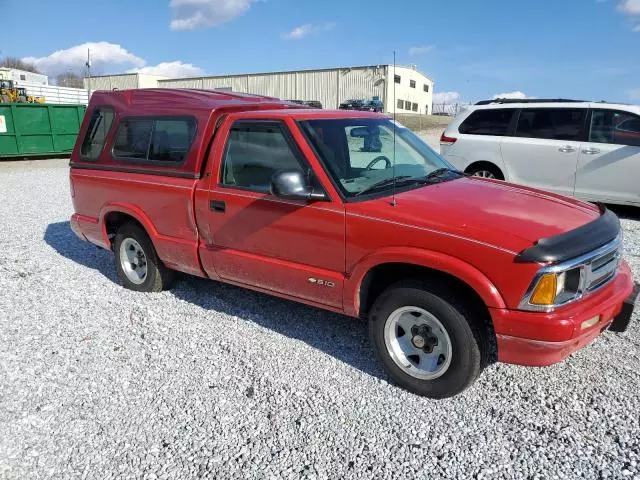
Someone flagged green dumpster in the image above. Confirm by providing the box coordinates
[0,103,87,158]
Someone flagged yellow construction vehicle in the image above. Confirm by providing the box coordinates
[29,93,46,103]
[0,80,12,103]
[0,80,45,103]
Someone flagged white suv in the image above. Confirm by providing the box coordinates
[440,99,640,206]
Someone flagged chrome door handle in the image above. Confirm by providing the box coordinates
[558,146,576,153]
[582,148,601,155]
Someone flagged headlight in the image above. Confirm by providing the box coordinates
[521,266,585,311]
[519,235,622,312]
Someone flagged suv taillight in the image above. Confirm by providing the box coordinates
[440,132,457,145]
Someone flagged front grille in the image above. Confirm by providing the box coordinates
[585,247,620,292]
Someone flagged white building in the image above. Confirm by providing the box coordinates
[0,67,48,85]
[83,73,168,91]
[84,65,434,114]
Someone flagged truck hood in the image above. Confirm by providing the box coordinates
[352,178,601,255]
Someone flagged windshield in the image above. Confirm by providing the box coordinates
[300,118,458,198]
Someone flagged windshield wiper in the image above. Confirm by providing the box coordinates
[424,167,463,181]
[355,175,417,197]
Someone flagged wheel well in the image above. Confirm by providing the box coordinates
[464,161,504,180]
[359,262,497,362]
[104,212,144,250]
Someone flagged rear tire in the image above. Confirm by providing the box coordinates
[467,163,504,180]
[114,222,174,292]
[369,280,485,398]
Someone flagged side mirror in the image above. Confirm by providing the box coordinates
[270,169,327,201]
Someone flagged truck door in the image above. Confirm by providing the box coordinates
[199,117,346,309]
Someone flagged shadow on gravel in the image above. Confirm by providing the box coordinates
[606,204,640,221]
[44,221,384,380]
[44,221,119,283]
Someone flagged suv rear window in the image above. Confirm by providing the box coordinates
[458,109,515,136]
[515,108,585,141]
[80,107,114,160]
[112,117,196,163]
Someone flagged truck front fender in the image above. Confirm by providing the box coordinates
[344,247,506,317]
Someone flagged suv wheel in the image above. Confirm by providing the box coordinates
[114,222,174,292]
[468,164,503,180]
[369,280,484,398]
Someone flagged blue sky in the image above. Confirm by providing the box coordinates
[4,0,640,104]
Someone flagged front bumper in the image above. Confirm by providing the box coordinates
[492,261,635,367]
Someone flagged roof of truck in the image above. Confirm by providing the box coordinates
[89,88,299,111]
[89,88,392,119]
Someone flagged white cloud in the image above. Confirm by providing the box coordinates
[492,91,534,100]
[408,45,434,56]
[170,0,256,30]
[617,0,640,30]
[23,42,145,77]
[282,22,335,40]
[128,61,204,77]
[618,0,640,15]
[23,42,204,79]
[629,88,640,100]
[433,91,462,105]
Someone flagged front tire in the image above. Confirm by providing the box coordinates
[369,280,484,398]
[114,222,174,292]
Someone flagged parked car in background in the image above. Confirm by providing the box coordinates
[287,99,323,109]
[69,89,636,399]
[339,97,383,113]
[440,99,640,206]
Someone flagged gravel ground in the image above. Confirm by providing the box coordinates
[1,159,639,480]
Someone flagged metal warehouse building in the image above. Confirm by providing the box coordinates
[85,65,434,115]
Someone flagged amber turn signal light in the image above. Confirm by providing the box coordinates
[529,273,558,306]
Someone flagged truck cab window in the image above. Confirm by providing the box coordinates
[80,107,114,160]
[221,122,303,193]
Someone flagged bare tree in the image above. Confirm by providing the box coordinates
[56,72,84,88]
[0,57,41,73]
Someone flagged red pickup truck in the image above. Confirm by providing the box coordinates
[69,89,637,398]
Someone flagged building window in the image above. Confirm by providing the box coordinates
[404,100,412,110]
[397,99,403,109]
[20,74,26,80]
[394,75,401,84]
[423,84,429,93]
[409,80,416,88]
[112,116,196,163]
[412,103,418,112]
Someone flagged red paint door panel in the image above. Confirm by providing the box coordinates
[204,189,345,307]
[200,117,346,308]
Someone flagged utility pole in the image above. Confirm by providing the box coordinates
[85,48,91,97]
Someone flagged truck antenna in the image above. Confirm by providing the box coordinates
[391,51,397,207]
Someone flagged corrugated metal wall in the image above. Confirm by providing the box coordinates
[15,82,90,105]
[83,74,139,91]
[202,76,248,91]
[157,77,205,89]
[338,67,386,106]
[294,70,338,108]
[156,66,387,109]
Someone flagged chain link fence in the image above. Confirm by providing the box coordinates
[431,102,471,117]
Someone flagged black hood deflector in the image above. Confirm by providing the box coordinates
[515,205,620,264]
